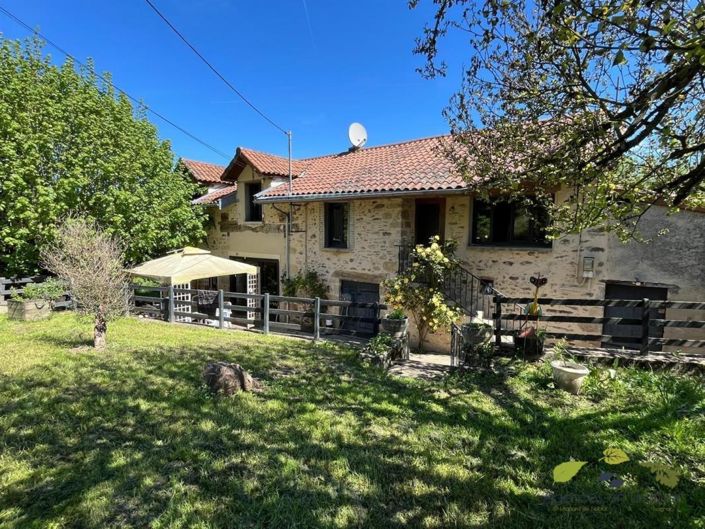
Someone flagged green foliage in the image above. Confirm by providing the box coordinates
[2,314,704,527]
[365,332,395,355]
[281,270,329,299]
[0,36,208,276]
[383,236,461,349]
[10,278,66,302]
[413,0,705,237]
[386,308,406,320]
[0,314,703,527]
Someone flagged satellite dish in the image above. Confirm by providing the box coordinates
[348,122,368,148]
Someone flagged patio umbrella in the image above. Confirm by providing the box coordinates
[128,247,257,285]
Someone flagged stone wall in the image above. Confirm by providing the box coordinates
[289,198,403,298]
[201,173,705,353]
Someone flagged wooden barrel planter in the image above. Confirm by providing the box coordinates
[7,299,52,321]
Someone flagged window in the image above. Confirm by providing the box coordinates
[324,202,349,248]
[245,182,262,222]
[471,197,551,247]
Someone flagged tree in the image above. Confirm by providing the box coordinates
[41,217,128,349]
[411,0,705,237]
[383,237,461,350]
[0,36,208,276]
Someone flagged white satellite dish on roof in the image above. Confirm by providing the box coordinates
[348,122,368,149]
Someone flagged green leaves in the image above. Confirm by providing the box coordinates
[640,462,680,488]
[602,447,629,465]
[0,36,207,275]
[553,460,588,483]
[613,49,627,66]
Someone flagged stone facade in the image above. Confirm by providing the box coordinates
[202,165,705,353]
[289,199,403,297]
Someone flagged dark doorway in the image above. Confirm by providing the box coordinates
[603,283,667,350]
[229,257,280,318]
[415,199,445,245]
[340,280,380,335]
[228,257,280,295]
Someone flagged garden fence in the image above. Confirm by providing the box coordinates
[130,284,388,340]
[493,296,705,354]
[0,276,73,310]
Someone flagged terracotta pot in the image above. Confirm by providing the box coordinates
[381,317,408,339]
[551,360,590,395]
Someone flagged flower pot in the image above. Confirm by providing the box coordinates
[461,323,493,346]
[551,360,590,395]
[514,335,544,360]
[380,317,408,339]
[7,299,51,321]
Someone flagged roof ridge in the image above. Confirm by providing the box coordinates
[239,146,291,161]
[180,158,226,167]
[302,133,452,160]
[238,133,453,164]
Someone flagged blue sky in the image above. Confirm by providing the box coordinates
[0,0,465,164]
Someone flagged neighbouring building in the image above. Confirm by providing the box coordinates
[192,135,705,351]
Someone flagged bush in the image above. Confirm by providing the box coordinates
[10,278,66,302]
[383,236,461,350]
[281,270,328,299]
[386,308,406,320]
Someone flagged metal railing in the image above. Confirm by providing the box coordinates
[397,243,496,319]
[130,284,388,340]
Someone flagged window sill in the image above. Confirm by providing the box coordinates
[322,246,352,252]
[468,243,553,252]
[244,220,264,226]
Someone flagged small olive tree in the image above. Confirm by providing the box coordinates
[383,237,461,350]
[41,217,128,348]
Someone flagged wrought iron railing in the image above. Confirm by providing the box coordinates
[397,243,496,319]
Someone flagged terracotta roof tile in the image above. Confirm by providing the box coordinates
[230,147,308,178]
[180,159,226,184]
[192,185,237,205]
[253,135,469,200]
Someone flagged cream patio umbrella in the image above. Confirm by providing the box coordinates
[128,247,257,285]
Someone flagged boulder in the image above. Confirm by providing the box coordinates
[202,362,256,395]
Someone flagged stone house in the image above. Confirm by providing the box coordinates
[193,135,705,351]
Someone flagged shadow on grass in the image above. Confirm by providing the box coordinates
[0,320,703,528]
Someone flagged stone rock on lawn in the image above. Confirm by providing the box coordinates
[202,362,258,395]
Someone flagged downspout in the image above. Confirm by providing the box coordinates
[287,130,293,279]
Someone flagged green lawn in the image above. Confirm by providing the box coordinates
[0,313,703,529]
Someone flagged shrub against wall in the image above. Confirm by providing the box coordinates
[0,37,208,276]
[383,237,461,350]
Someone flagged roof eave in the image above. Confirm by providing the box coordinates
[255,187,471,204]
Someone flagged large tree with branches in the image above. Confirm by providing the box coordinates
[412,0,705,236]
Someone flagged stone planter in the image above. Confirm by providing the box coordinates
[461,323,493,345]
[7,299,51,321]
[380,317,408,339]
[551,360,590,395]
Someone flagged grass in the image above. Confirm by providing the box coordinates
[0,313,703,529]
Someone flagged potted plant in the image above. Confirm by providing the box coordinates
[7,278,66,322]
[380,308,408,339]
[550,339,590,395]
[514,326,545,360]
[461,318,493,346]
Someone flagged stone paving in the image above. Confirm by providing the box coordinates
[388,353,452,380]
